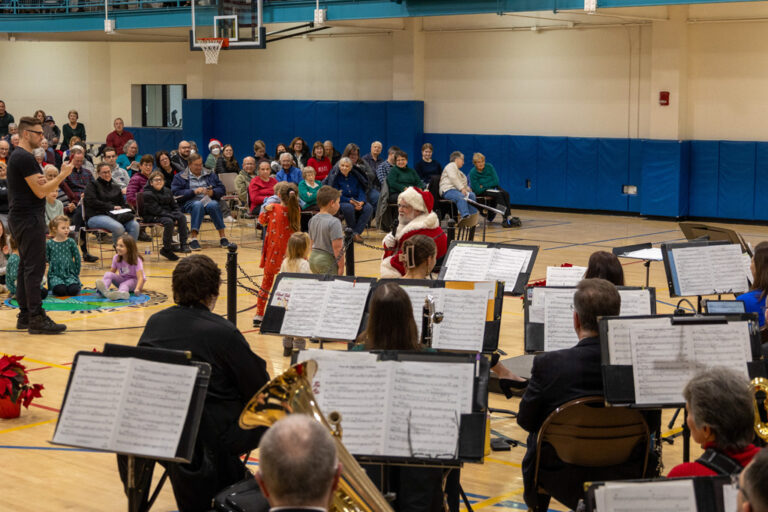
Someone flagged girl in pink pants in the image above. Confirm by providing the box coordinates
[95,234,145,301]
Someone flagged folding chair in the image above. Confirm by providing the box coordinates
[135,192,163,262]
[80,199,115,269]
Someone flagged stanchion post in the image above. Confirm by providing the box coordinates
[226,243,238,326]
[344,227,355,276]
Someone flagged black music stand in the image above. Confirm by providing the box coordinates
[612,243,663,288]
[466,197,505,242]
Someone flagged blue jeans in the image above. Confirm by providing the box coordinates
[339,201,373,235]
[367,188,381,210]
[87,215,140,245]
[442,189,478,218]
[181,199,225,232]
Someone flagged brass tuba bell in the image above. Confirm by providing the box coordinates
[753,376,768,443]
[239,360,394,512]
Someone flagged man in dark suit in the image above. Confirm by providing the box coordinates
[256,415,340,511]
[517,278,621,511]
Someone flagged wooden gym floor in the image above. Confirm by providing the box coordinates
[2,209,765,511]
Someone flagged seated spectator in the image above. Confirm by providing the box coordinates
[154,150,175,188]
[84,162,140,245]
[386,151,424,202]
[0,140,9,165]
[9,133,19,153]
[102,146,129,192]
[45,188,64,227]
[106,118,133,155]
[343,142,379,208]
[171,153,229,250]
[668,367,759,478]
[323,140,341,166]
[252,139,271,165]
[171,140,191,174]
[275,152,302,184]
[307,141,331,181]
[584,250,625,285]
[61,109,86,151]
[414,142,442,182]
[738,241,768,328]
[141,170,190,260]
[0,101,14,139]
[40,138,59,168]
[235,156,257,206]
[117,139,140,176]
[362,141,385,177]
[126,154,153,208]
[3,123,18,144]
[215,144,240,175]
[0,162,7,224]
[256,415,340,512]
[289,136,309,169]
[469,152,519,228]
[63,146,94,203]
[328,157,373,242]
[440,151,478,226]
[33,147,46,171]
[249,161,277,214]
[43,115,60,148]
[299,166,320,211]
[737,448,768,512]
[138,255,270,510]
[271,142,288,172]
[205,139,222,170]
[64,137,94,172]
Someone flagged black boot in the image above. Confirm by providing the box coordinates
[16,312,29,330]
[28,313,67,334]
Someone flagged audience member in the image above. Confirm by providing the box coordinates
[362,141,385,176]
[0,101,14,138]
[61,109,86,150]
[215,143,240,175]
[414,143,442,182]
[323,140,341,166]
[440,150,478,227]
[205,139,222,170]
[106,118,133,155]
[171,153,229,250]
[299,166,320,211]
[141,170,190,260]
[469,152,520,227]
[63,137,94,172]
[171,140,192,174]
[289,136,309,169]
[0,140,9,164]
[126,154,153,208]
[102,146,129,192]
[738,448,768,512]
[235,156,256,206]
[84,162,140,245]
[253,139,271,165]
[328,156,373,241]
[0,219,8,292]
[46,215,81,297]
[153,150,175,188]
[248,161,277,214]
[9,133,19,151]
[0,162,7,224]
[668,367,759,477]
[256,415,340,512]
[42,115,60,147]
[307,141,331,181]
[63,146,93,204]
[117,139,140,175]
[276,153,302,184]
[44,187,63,227]
[738,241,768,327]
[387,150,424,202]
[40,138,59,168]
[584,250,625,285]
[381,187,447,278]
[95,234,145,301]
[308,186,344,275]
[344,142,379,207]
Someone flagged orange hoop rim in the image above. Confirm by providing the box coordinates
[198,37,229,48]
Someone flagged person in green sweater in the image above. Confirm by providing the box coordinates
[6,236,48,300]
[299,166,321,211]
[386,151,424,203]
[46,216,81,297]
[468,152,520,228]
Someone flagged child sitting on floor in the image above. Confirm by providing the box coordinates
[279,232,313,356]
[46,216,82,297]
[95,234,145,301]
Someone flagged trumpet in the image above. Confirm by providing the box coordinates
[239,361,394,512]
[753,377,768,443]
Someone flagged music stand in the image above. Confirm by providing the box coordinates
[679,222,752,257]
[613,243,663,288]
[465,197,506,242]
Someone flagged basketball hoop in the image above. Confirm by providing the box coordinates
[197,37,228,64]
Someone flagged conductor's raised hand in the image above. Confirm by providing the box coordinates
[60,161,74,178]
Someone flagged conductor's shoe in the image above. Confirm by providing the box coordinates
[252,315,263,328]
[160,247,179,261]
[28,314,66,334]
[83,253,99,263]
[16,313,29,330]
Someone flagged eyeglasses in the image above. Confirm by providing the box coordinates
[151,178,163,183]
[26,129,43,135]
[397,203,412,209]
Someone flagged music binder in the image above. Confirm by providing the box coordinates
[374,278,504,353]
[661,241,749,297]
[260,273,377,341]
[293,349,489,466]
[437,241,538,296]
[585,476,734,512]
[524,286,657,353]
[598,314,765,408]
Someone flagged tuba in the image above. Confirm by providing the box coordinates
[754,377,768,443]
[239,361,394,512]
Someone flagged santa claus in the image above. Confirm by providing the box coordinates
[380,187,448,278]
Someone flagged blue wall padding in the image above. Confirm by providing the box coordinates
[597,138,630,212]
[566,138,598,209]
[537,137,568,208]
[754,143,768,220]
[127,126,183,159]
[718,141,755,220]
[508,136,538,206]
[628,139,643,213]
[639,140,690,217]
[689,141,719,218]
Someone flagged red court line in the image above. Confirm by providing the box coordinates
[241,328,259,334]
[26,366,52,372]
[29,403,60,413]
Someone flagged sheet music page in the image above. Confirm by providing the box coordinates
[545,266,586,286]
[598,480,697,512]
[279,280,328,337]
[722,483,739,512]
[53,355,130,450]
[400,285,436,340]
[528,287,558,324]
[708,244,749,294]
[630,323,693,405]
[672,246,715,296]
[112,359,198,459]
[486,248,528,285]
[317,280,371,340]
[620,247,664,261]
[386,362,474,458]
[618,289,652,316]
[543,289,579,351]
[607,317,670,365]
[690,322,751,378]
[443,246,494,281]
[271,277,302,308]
[432,288,488,351]
[743,252,754,286]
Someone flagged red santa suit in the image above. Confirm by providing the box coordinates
[380,187,448,278]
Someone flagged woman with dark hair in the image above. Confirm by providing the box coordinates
[307,141,331,181]
[215,144,240,175]
[289,137,309,170]
[357,282,420,351]
[154,150,175,188]
[738,241,768,327]
[414,143,442,182]
[584,250,625,286]
[61,109,86,151]
[400,234,437,280]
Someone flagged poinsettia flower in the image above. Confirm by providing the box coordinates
[20,384,44,408]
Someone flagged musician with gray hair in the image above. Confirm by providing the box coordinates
[256,415,340,511]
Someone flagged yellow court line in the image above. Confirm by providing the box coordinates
[663,426,683,437]
[2,354,71,371]
[465,487,525,511]
[0,418,57,435]
[485,457,522,468]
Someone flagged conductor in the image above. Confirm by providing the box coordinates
[7,116,72,333]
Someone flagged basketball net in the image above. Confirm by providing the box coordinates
[198,38,225,64]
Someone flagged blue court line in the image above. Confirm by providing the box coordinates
[543,229,677,251]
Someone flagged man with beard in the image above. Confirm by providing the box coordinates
[380,186,447,278]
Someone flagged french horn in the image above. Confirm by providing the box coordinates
[239,360,394,512]
[753,376,768,443]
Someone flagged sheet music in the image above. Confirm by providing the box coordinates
[607,317,670,365]
[595,480,696,512]
[722,483,739,512]
[485,248,528,284]
[545,266,586,286]
[279,280,328,337]
[528,287,547,324]
[543,289,579,351]
[619,247,663,261]
[271,277,301,308]
[630,323,692,405]
[400,285,435,340]
[672,244,748,295]
[690,323,751,378]
[618,289,652,316]
[432,288,488,351]
[708,244,749,294]
[442,246,493,281]
[317,280,371,340]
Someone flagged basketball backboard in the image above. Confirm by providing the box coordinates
[190,0,266,51]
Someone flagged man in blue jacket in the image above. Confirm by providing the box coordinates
[171,153,229,250]
[328,156,372,242]
[276,153,302,184]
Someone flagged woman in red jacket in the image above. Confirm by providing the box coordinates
[248,161,277,214]
[307,141,331,181]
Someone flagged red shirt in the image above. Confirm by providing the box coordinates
[667,443,760,478]
[106,129,134,155]
[307,157,331,181]
[248,176,277,212]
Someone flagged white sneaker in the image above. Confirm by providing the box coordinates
[95,280,108,297]
[224,216,235,223]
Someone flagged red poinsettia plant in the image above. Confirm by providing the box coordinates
[0,355,44,408]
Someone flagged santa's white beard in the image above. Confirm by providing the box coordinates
[399,212,417,226]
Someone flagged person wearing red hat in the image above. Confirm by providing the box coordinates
[205,138,222,170]
[381,186,447,278]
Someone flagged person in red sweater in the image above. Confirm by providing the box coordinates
[380,187,447,278]
[307,141,331,181]
[248,161,277,214]
[667,367,760,478]
[105,118,133,155]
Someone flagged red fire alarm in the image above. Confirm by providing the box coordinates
[659,91,670,106]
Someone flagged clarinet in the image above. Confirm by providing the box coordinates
[421,294,443,348]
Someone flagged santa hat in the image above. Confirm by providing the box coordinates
[399,187,434,213]
[208,139,222,150]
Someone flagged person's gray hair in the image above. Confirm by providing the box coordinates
[338,157,352,167]
[683,367,754,453]
[279,152,293,162]
[573,278,621,332]
[33,147,45,159]
[743,448,768,511]
[7,123,16,130]
[449,151,464,162]
[69,145,85,155]
[0,140,8,149]
[259,415,337,505]
[122,139,136,154]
